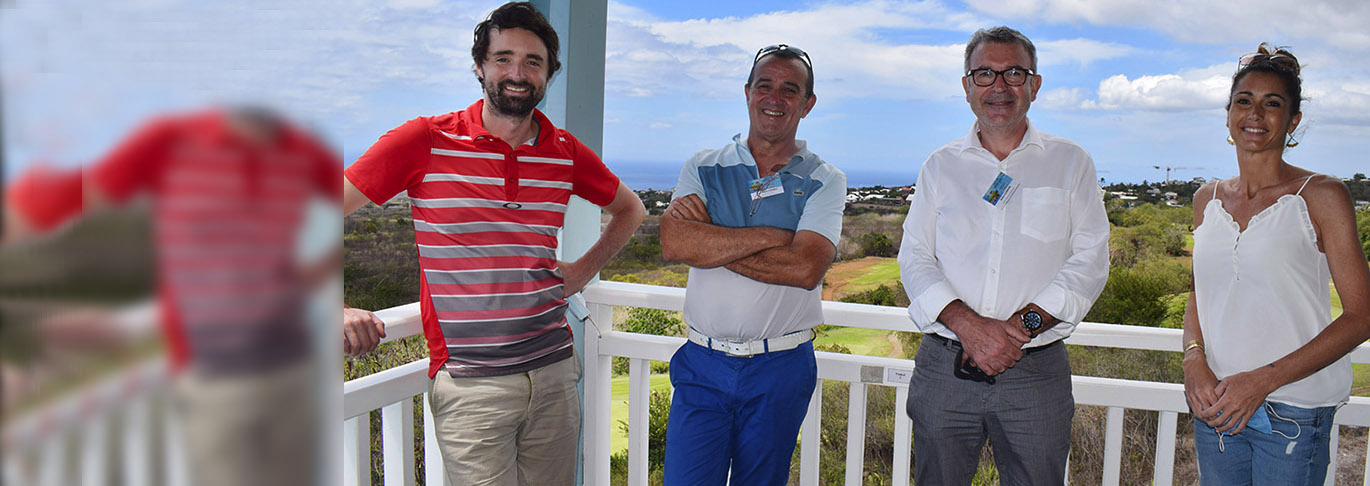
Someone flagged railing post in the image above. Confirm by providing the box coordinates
[1153,411,1177,486]
[1103,407,1124,486]
[164,401,189,486]
[893,386,912,486]
[123,394,152,486]
[80,409,108,486]
[382,399,416,486]
[38,429,65,486]
[628,358,651,485]
[582,302,614,486]
[342,416,370,486]
[846,383,867,485]
[423,393,448,486]
[800,382,822,486]
[1325,425,1340,486]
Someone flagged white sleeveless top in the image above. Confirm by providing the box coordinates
[1192,176,1347,408]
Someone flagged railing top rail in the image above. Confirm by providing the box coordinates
[370,280,1370,361]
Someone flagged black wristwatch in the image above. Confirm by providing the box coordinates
[1021,310,1043,337]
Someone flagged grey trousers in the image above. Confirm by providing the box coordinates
[906,335,1073,486]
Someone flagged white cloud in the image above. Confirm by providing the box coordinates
[964,0,1370,50]
[1036,38,1136,68]
[605,0,983,102]
[649,122,672,129]
[1081,65,1231,111]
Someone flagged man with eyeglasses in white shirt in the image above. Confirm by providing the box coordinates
[898,26,1109,485]
[659,43,846,485]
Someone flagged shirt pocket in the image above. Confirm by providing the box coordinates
[1019,187,1069,243]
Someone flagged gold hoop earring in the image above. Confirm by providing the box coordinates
[1286,134,1299,148]
[1227,135,1235,146]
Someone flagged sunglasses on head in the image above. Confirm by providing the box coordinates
[1237,49,1299,75]
[754,44,812,69]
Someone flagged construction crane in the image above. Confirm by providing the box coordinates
[1152,165,1195,185]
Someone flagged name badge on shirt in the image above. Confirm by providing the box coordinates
[749,176,784,200]
[983,172,1019,207]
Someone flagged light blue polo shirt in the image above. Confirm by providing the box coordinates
[673,134,846,340]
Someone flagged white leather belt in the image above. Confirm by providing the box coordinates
[687,328,814,358]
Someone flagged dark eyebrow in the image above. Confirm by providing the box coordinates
[489,49,544,62]
[754,76,801,90]
[1235,90,1286,100]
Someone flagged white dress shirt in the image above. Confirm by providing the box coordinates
[898,121,1110,347]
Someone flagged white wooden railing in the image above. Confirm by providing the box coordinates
[340,281,1370,486]
[8,280,1370,485]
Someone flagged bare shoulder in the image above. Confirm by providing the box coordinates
[1301,173,1353,210]
[1299,173,1355,231]
[1192,179,1221,225]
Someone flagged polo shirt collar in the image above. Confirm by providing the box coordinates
[734,133,814,171]
[458,99,555,147]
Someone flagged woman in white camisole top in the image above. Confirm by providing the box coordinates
[1182,44,1370,485]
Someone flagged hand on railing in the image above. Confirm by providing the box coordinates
[344,306,387,357]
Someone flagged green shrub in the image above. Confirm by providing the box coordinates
[858,232,897,258]
[839,284,898,307]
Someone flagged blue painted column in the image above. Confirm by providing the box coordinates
[531,1,609,484]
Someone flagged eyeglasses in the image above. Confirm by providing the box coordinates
[754,44,812,69]
[1237,51,1300,75]
[965,66,1034,87]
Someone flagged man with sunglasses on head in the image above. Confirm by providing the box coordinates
[897,26,1109,484]
[659,43,845,485]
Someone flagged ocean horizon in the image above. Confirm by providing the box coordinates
[606,159,917,192]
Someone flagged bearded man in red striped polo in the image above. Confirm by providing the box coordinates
[341,2,646,484]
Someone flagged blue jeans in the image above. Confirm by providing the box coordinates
[662,340,817,486]
[1193,401,1337,486]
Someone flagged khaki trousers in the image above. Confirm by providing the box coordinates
[173,361,318,486]
[428,354,581,486]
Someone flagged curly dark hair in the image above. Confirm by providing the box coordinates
[1228,42,1302,114]
[471,2,561,82]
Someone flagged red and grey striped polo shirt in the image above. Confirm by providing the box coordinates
[345,100,619,378]
[91,110,340,373]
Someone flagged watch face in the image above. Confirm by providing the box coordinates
[1022,311,1043,332]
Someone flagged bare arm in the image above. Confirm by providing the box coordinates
[1203,176,1370,433]
[342,176,385,356]
[560,182,647,295]
[344,177,373,217]
[659,194,793,268]
[1182,182,1221,419]
[722,229,836,290]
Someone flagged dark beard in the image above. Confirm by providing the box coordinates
[484,79,544,118]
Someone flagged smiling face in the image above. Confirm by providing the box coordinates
[1227,71,1301,154]
[963,41,1039,135]
[745,55,817,145]
[474,27,550,118]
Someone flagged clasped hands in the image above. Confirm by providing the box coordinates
[1184,356,1277,435]
[955,311,1032,377]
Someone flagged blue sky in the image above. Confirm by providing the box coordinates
[5,0,1370,189]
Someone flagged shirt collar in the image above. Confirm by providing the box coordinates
[956,118,1045,158]
[734,133,813,170]
[458,99,554,147]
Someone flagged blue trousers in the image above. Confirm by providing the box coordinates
[663,340,817,486]
[1193,401,1337,486]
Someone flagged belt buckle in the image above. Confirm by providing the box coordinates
[722,340,753,358]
